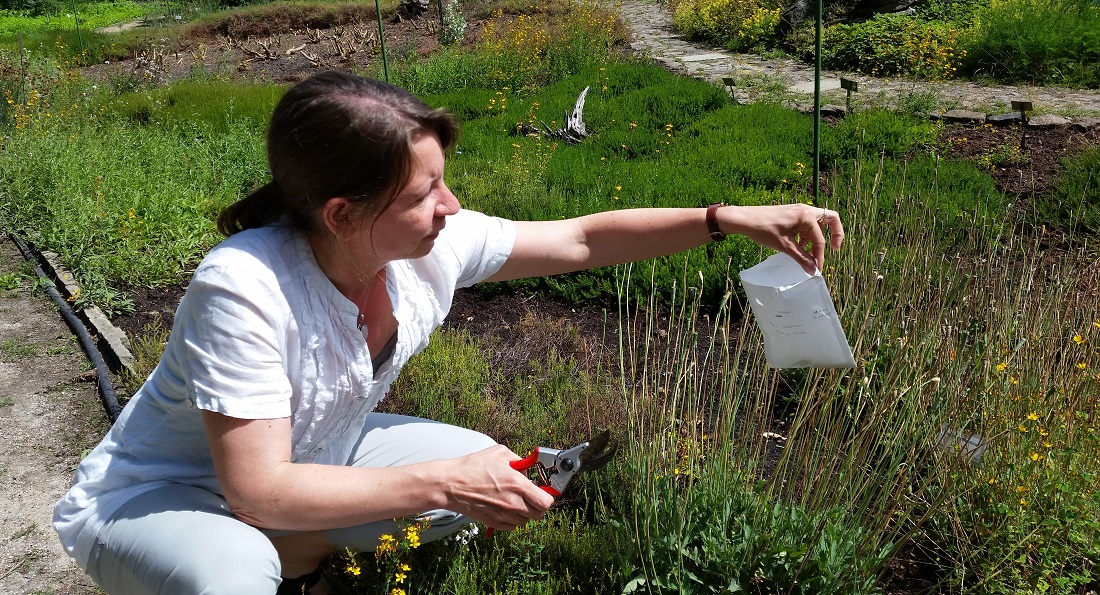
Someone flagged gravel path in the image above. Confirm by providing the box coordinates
[615,0,1100,116]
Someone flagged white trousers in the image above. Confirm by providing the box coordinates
[86,413,494,594]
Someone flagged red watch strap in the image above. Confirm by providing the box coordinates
[706,203,726,242]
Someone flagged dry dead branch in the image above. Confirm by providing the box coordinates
[534,87,590,144]
[300,50,331,69]
[238,35,281,61]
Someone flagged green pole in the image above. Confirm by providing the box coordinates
[813,0,821,204]
[70,0,84,55]
[375,0,390,82]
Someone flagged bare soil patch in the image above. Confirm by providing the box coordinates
[82,2,495,86]
[941,122,1100,197]
[0,235,107,594]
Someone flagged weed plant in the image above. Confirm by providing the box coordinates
[958,0,1100,88]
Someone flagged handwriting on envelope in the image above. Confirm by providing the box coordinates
[739,253,856,368]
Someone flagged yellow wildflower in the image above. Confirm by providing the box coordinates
[1073,334,1086,345]
[405,525,421,549]
[376,533,396,555]
[1027,412,1039,421]
[996,362,1008,372]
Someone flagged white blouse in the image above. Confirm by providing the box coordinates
[53,209,516,569]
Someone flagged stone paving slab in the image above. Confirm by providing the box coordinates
[680,52,729,62]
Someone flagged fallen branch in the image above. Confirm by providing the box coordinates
[559,86,589,143]
[527,87,590,144]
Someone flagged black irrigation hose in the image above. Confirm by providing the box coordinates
[8,232,123,423]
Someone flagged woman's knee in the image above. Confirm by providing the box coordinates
[89,485,282,594]
[168,536,281,594]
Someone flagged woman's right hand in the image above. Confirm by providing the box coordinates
[443,445,556,532]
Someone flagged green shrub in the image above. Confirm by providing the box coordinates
[958,0,1100,88]
[1033,144,1100,235]
[911,0,984,25]
[0,76,269,312]
[624,471,885,594]
[108,78,283,132]
[384,328,495,432]
[821,109,940,163]
[671,0,781,52]
[821,13,966,79]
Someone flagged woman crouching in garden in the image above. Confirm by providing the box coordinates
[54,70,844,594]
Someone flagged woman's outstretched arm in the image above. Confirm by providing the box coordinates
[486,203,844,282]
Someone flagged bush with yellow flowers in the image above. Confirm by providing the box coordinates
[671,0,782,52]
[821,13,965,79]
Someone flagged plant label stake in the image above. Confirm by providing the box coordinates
[840,77,858,115]
[722,77,739,105]
[1012,100,1032,152]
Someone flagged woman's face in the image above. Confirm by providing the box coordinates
[359,132,461,263]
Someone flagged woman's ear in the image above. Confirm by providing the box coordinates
[319,197,358,240]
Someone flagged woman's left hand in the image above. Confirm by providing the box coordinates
[719,204,844,275]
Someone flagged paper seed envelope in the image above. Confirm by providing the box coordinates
[738,253,856,369]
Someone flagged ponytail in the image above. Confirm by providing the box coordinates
[217,181,287,237]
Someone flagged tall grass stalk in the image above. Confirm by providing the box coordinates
[619,145,1098,592]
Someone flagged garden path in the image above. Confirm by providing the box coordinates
[0,234,106,594]
[613,0,1100,117]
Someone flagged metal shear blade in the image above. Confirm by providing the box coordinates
[578,429,616,474]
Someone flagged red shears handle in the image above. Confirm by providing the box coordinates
[509,451,563,496]
[485,451,561,537]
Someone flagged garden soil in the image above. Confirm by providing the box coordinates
[3,1,1100,593]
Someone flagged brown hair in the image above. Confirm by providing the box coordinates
[217,71,460,237]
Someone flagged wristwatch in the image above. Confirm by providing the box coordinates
[706,203,726,242]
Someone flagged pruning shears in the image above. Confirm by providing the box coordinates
[486,430,616,536]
